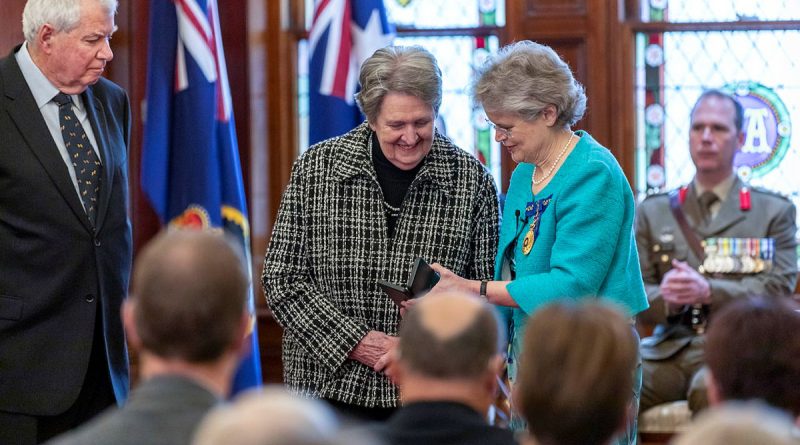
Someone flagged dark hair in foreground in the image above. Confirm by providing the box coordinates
[517,301,637,445]
[131,229,248,362]
[705,296,800,417]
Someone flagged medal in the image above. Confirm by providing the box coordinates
[519,194,552,256]
[521,225,535,255]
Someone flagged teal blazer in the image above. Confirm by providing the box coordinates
[495,131,648,378]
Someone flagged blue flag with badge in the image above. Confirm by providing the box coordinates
[141,0,262,393]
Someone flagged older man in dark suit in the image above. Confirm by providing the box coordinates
[0,0,132,442]
[635,90,797,414]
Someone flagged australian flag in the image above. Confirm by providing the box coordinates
[308,0,395,145]
[141,0,262,393]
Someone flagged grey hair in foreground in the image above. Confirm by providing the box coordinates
[671,402,798,445]
[22,0,118,43]
[355,45,442,123]
[474,40,586,128]
[192,386,345,445]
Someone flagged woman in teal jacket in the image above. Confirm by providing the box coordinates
[429,41,649,442]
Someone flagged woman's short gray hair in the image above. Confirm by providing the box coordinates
[474,40,586,128]
[355,45,442,123]
[22,0,118,43]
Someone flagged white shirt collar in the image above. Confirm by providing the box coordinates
[694,173,736,202]
[15,42,83,111]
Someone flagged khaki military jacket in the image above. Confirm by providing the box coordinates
[635,176,796,357]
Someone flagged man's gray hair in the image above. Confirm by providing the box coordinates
[355,45,442,123]
[22,0,118,43]
[474,40,587,128]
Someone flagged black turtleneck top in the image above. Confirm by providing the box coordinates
[371,133,424,238]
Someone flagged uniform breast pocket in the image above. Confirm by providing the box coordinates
[651,230,689,279]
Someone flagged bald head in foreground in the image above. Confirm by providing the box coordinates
[375,291,517,445]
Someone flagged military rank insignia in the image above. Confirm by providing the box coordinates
[701,237,774,274]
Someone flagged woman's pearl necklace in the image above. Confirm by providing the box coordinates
[532,131,575,186]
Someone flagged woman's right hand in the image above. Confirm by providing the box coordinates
[429,263,480,295]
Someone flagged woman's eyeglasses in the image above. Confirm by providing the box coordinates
[484,117,512,139]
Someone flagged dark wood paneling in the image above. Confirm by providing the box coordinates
[505,0,633,177]
[523,0,587,17]
[544,40,588,91]
[0,1,25,53]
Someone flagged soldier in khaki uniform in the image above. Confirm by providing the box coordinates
[635,90,797,414]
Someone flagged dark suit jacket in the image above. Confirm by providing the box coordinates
[0,46,132,416]
[374,401,518,445]
[44,375,219,445]
[635,177,797,359]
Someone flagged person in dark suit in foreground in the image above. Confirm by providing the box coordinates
[375,291,517,445]
[0,0,132,442]
[46,230,250,445]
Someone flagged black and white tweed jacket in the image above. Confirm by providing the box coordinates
[262,122,499,408]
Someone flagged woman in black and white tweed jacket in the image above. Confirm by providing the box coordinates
[262,46,499,420]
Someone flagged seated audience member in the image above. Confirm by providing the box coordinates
[516,301,638,445]
[671,402,799,445]
[47,230,250,445]
[193,386,371,445]
[376,291,517,445]
[704,297,800,419]
[635,90,798,414]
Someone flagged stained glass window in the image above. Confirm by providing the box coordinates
[640,0,800,22]
[635,1,800,245]
[386,0,505,28]
[395,35,501,183]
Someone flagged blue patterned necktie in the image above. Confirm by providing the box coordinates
[53,92,102,226]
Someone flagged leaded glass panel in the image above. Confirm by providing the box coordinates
[395,35,501,186]
[640,0,800,22]
[635,29,800,241]
[386,0,505,28]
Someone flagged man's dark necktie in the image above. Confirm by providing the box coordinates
[53,92,102,227]
[698,191,719,226]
